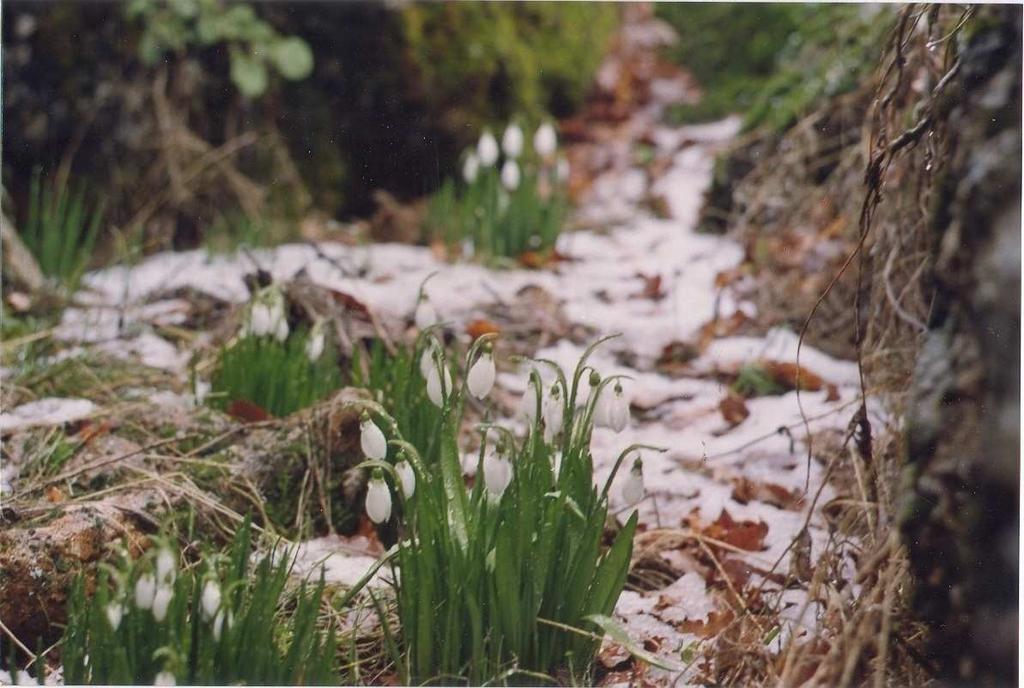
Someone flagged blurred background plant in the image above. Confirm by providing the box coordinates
[22,169,105,291]
[59,518,340,686]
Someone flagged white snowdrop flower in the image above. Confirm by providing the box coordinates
[477,129,499,166]
[155,548,176,585]
[305,326,326,362]
[462,151,480,183]
[500,159,520,191]
[365,471,392,524]
[248,303,273,337]
[483,446,512,497]
[551,450,563,476]
[212,608,232,641]
[360,415,388,460]
[414,294,438,331]
[518,377,540,423]
[419,339,440,378]
[152,585,173,622]
[134,574,156,610]
[395,458,416,498]
[105,602,124,631]
[542,383,564,443]
[533,122,557,158]
[154,671,176,686]
[426,362,452,408]
[201,580,221,621]
[621,454,644,505]
[556,156,570,183]
[607,383,630,433]
[467,349,496,400]
[502,122,524,158]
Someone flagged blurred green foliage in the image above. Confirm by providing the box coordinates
[659,4,895,132]
[400,3,618,129]
[125,0,313,97]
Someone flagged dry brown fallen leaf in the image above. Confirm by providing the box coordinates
[719,393,751,426]
[631,273,666,301]
[730,476,804,511]
[465,319,501,341]
[226,399,272,423]
[760,360,826,392]
[704,509,769,552]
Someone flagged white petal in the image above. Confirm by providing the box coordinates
[305,332,325,362]
[483,452,511,497]
[135,574,156,610]
[201,580,221,620]
[533,123,557,158]
[105,603,123,631]
[500,160,520,191]
[426,364,451,408]
[477,130,499,166]
[274,316,289,342]
[366,478,392,524]
[609,392,630,433]
[155,549,176,584]
[154,671,176,686]
[518,382,539,422]
[396,460,416,497]
[360,419,388,460]
[462,153,480,183]
[467,354,496,399]
[152,586,173,622]
[502,123,524,158]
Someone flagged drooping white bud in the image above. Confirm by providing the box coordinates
[135,574,157,610]
[467,350,496,400]
[621,454,644,505]
[500,159,520,192]
[201,580,221,621]
[155,549,176,585]
[274,314,289,342]
[212,608,232,641]
[152,585,173,622]
[534,122,557,158]
[360,416,388,460]
[462,152,480,183]
[477,130,499,166]
[414,295,438,331]
[502,123,524,158]
[518,377,540,423]
[248,303,273,337]
[305,325,326,362]
[483,446,512,497]
[395,458,415,498]
[154,671,177,686]
[419,339,439,378]
[542,383,564,442]
[105,602,124,631]
[607,383,630,433]
[426,361,452,408]
[365,471,392,524]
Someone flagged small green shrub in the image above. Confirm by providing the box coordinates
[59,517,339,685]
[125,0,314,98]
[22,169,105,291]
[209,293,340,417]
[426,123,569,262]
[349,335,658,683]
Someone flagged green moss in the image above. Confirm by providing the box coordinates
[400,3,618,130]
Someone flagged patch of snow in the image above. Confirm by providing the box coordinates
[290,536,389,589]
[0,398,97,433]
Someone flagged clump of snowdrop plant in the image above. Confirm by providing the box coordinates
[345,334,662,684]
[209,290,341,417]
[60,519,339,686]
[427,118,570,263]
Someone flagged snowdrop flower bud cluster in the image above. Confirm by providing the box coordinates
[467,346,496,400]
[414,293,439,331]
[366,469,392,524]
[502,123,524,158]
[621,453,644,505]
[247,290,289,342]
[477,129,499,166]
[500,160,521,191]
[360,412,388,460]
[533,122,557,158]
[462,151,480,183]
[483,442,512,497]
[305,320,327,363]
